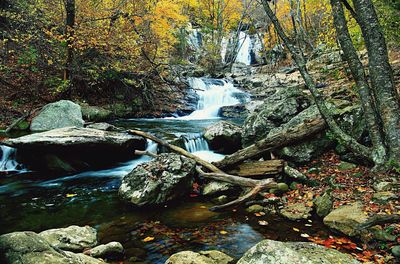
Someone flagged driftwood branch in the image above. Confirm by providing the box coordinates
[128,129,224,173]
[213,117,326,169]
[196,167,277,211]
[357,214,400,230]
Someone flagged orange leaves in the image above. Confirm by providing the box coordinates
[307,235,357,250]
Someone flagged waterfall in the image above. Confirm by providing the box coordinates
[0,145,23,172]
[183,134,224,162]
[181,78,242,120]
[235,32,252,65]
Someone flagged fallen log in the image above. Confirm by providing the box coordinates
[227,160,284,177]
[128,130,224,173]
[213,117,326,169]
[196,167,277,211]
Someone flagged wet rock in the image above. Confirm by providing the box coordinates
[3,127,146,173]
[39,225,98,252]
[202,181,233,196]
[80,103,113,122]
[242,86,311,147]
[165,250,233,264]
[30,100,84,131]
[246,204,264,213]
[392,245,400,259]
[279,203,312,221]
[372,191,398,203]
[213,195,229,204]
[277,183,289,192]
[373,181,394,192]
[323,202,368,236]
[204,121,242,154]
[0,231,104,264]
[237,239,360,264]
[314,192,333,217]
[119,153,196,206]
[219,104,249,119]
[86,122,119,131]
[84,242,124,258]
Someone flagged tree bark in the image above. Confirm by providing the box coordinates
[330,0,387,165]
[64,0,75,82]
[213,116,327,169]
[352,0,400,163]
[261,0,373,162]
[227,160,283,177]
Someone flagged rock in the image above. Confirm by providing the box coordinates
[280,203,312,220]
[241,86,311,147]
[0,231,104,264]
[39,225,98,252]
[213,195,229,204]
[3,127,146,173]
[86,122,119,131]
[323,202,368,236]
[373,181,394,192]
[372,191,398,203]
[204,121,242,154]
[119,153,196,206]
[30,100,84,131]
[202,181,234,196]
[338,161,357,171]
[246,204,264,213]
[165,250,233,264]
[237,239,360,264]
[84,242,124,258]
[392,245,400,259]
[80,103,113,122]
[314,192,333,217]
[277,183,289,192]
[219,104,249,119]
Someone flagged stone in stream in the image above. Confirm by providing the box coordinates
[38,225,98,252]
[202,181,234,196]
[2,127,146,173]
[80,103,113,122]
[204,121,242,154]
[279,203,312,221]
[0,231,105,264]
[165,250,233,264]
[84,241,124,258]
[314,192,333,217]
[30,100,85,131]
[236,239,361,264]
[119,153,196,206]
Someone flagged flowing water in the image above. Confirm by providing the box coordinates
[0,77,330,263]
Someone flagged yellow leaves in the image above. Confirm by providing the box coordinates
[219,230,228,235]
[293,227,300,232]
[66,193,77,198]
[142,236,155,242]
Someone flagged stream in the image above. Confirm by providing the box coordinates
[0,77,330,263]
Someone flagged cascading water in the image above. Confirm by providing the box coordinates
[183,134,224,162]
[0,145,23,173]
[182,78,243,120]
[235,32,252,65]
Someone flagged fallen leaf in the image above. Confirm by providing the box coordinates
[142,236,155,242]
[258,220,269,226]
[293,227,300,232]
[66,193,77,198]
[220,230,228,235]
[300,233,310,238]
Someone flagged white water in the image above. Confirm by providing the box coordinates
[183,134,224,162]
[180,78,242,120]
[235,32,252,65]
[0,145,23,173]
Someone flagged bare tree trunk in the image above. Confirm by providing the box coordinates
[261,0,372,162]
[352,0,400,163]
[63,0,75,82]
[330,0,387,165]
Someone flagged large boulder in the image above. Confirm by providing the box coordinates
[30,100,84,131]
[0,231,104,264]
[219,104,249,119]
[242,86,310,147]
[204,121,242,154]
[119,153,196,206]
[237,239,360,264]
[3,127,146,173]
[323,202,368,237]
[38,225,98,252]
[165,250,233,264]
